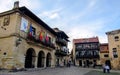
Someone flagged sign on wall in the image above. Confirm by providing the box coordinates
[20,17,28,32]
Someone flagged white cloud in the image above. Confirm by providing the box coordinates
[88,0,97,8]
[38,8,62,20]
[0,0,13,12]
[99,35,108,43]
[71,0,98,20]
[39,11,60,19]
[49,13,60,19]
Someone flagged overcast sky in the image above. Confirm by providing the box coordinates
[0,0,120,51]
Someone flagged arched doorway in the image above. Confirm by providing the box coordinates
[37,51,45,68]
[46,53,52,67]
[25,48,36,68]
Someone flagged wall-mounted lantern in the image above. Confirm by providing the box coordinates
[16,38,22,47]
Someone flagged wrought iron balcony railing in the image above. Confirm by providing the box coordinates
[27,35,56,49]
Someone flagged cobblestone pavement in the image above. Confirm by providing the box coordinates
[0,66,120,75]
[0,66,92,75]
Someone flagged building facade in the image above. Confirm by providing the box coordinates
[54,28,69,67]
[0,2,57,69]
[106,29,120,69]
[100,43,111,68]
[73,37,100,67]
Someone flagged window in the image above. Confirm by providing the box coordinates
[113,51,118,58]
[112,48,118,58]
[104,54,109,57]
[76,44,84,50]
[76,51,79,56]
[114,36,119,41]
[32,27,36,37]
[28,26,36,37]
[81,51,85,56]
[93,51,99,55]
[113,48,116,51]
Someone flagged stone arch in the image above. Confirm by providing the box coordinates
[37,51,45,68]
[46,52,52,67]
[24,48,36,68]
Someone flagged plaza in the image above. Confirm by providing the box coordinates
[0,66,120,75]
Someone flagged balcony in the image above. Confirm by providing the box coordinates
[76,55,100,59]
[26,35,56,49]
[76,50,100,59]
[55,46,69,56]
[55,49,68,56]
[56,38,67,46]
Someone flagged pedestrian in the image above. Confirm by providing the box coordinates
[105,65,110,73]
[93,63,96,68]
[102,64,106,73]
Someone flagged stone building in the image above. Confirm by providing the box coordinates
[99,43,111,68]
[54,28,69,67]
[0,2,57,69]
[73,37,100,67]
[106,29,120,69]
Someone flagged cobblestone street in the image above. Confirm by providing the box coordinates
[1,66,120,75]
[0,66,93,75]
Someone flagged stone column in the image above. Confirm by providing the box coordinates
[34,56,38,68]
[44,56,46,68]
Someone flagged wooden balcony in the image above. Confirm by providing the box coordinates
[55,49,68,56]
[56,38,67,46]
[76,55,100,59]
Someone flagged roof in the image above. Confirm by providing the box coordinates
[0,6,57,36]
[73,37,99,44]
[19,7,57,35]
[106,29,120,35]
[53,28,69,38]
[57,31,69,38]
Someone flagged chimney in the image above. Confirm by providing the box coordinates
[53,28,59,32]
[13,1,19,9]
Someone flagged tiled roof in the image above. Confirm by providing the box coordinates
[73,37,99,44]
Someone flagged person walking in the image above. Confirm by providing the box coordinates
[105,65,110,73]
[102,64,106,73]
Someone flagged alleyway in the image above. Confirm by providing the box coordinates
[0,66,92,75]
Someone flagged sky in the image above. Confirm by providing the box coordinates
[0,0,120,52]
